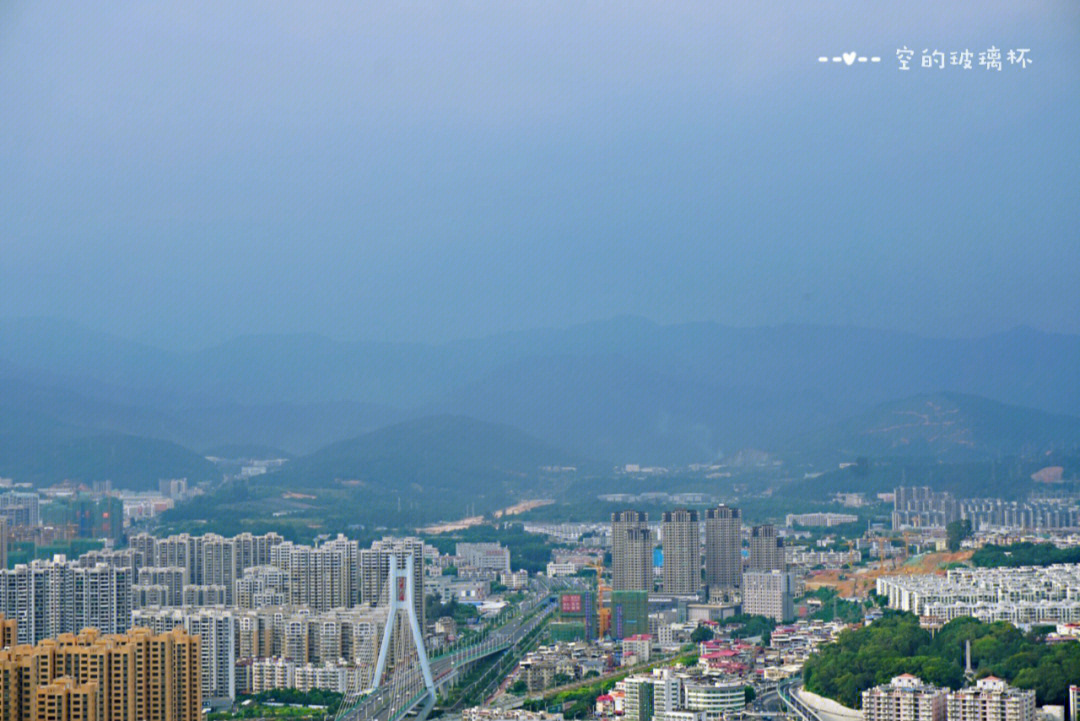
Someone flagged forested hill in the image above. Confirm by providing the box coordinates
[787,392,1080,462]
[265,414,595,495]
[803,613,1079,707]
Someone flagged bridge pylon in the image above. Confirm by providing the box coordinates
[369,553,435,699]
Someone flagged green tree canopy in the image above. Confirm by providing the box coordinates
[690,625,714,643]
[803,613,1080,708]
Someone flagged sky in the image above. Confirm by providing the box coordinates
[1,1,1078,349]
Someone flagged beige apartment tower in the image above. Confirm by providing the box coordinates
[35,677,98,721]
[0,612,16,649]
[661,509,700,595]
[0,626,201,721]
[611,511,653,592]
[704,505,741,589]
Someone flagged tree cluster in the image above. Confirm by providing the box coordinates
[803,613,1080,708]
[971,542,1080,568]
[424,594,479,625]
[717,614,777,643]
[946,520,972,551]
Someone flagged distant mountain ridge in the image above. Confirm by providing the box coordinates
[2,316,1080,465]
[0,421,219,491]
[789,392,1080,462]
[263,415,593,510]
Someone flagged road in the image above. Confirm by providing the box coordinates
[744,687,783,719]
[417,500,555,534]
[778,680,822,721]
[340,590,555,721]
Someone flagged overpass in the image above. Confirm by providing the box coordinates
[336,579,554,721]
[778,679,824,721]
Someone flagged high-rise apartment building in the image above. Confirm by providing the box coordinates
[134,606,237,703]
[235,565,290,609]
[0,626,201,721]
[748,525,785,572]
[611,590,649,640]
[0,517,7,571]
[862,675,947,721]
[0,612,15,649]
[947,677,1035,721]
[229,606,384,695]
[661,509,700,595]
[235,532,282,571]
[741,570,795,622]
[652,668,682,716]
[248,658,364,695]
[551,591,596,642]
[704,505,741,589]
[360,537,425,624]
[892,487,960,529]
[0,491,40,528]
[197,534,239,604]
[34,677,97,721]
[182,585,227,607]
[0,559,133,645]
[612,511,653,592]
[126,531,284,603]
[624,676,656,721]
[135,566,187,606]
[78,548,138,572]
[271,539,355,612]
[625,529,655,592]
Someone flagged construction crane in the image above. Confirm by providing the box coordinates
[845,539,863,596]
[588,562,611,638]
[868,534,898,569]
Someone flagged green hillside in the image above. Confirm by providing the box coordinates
[0,430,219,490]
[267,414,593,497]
[163,415,594,535]
[804,613,1080,707]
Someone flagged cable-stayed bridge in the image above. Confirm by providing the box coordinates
[335,555,553,721]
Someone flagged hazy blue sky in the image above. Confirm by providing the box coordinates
[1,1,1078,348]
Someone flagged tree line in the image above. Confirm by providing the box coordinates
[971,542,1080,568]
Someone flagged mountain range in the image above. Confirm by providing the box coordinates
[788,392,1080,461]
[264,415,592,508]
[2,316,1080,488]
